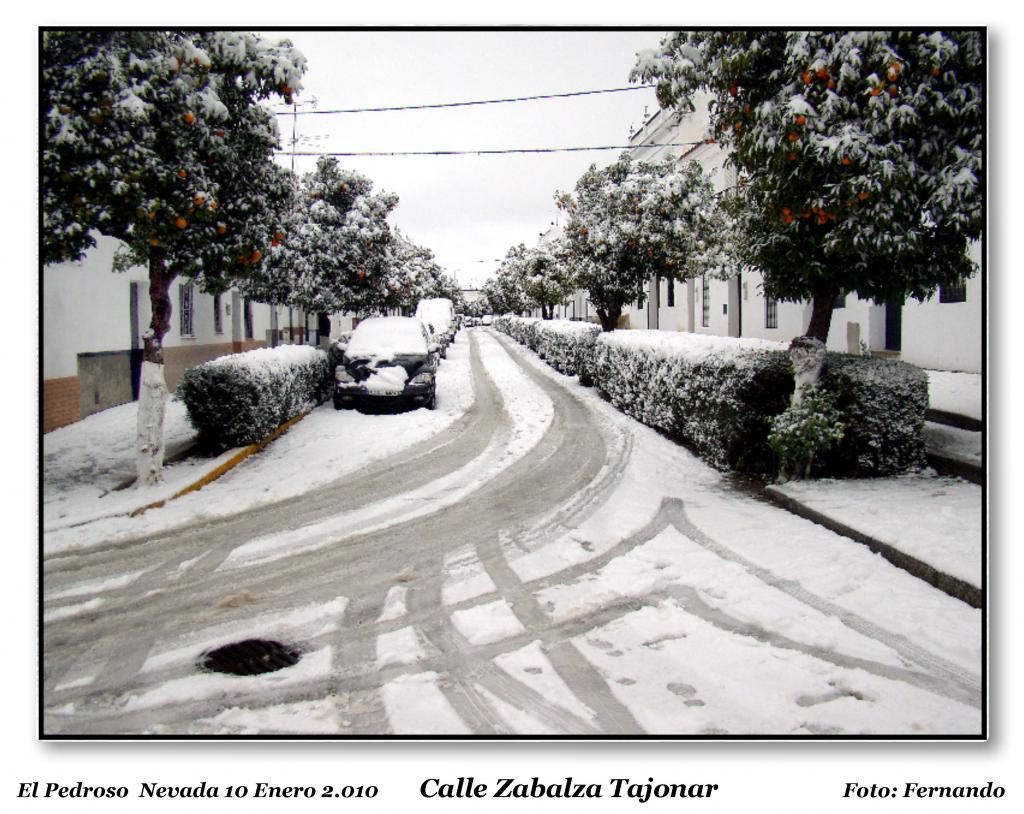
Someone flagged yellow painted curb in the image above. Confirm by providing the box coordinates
[130,409,312,517]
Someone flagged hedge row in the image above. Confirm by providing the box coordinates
[493,316,927,479]
[178,345,331,448]
[493,316,601,384]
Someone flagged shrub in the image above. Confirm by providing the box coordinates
[495,319,927,479]
[769,385,846,480]
[178,345,330,448]
[816,353,928,476]
[592,331,794,476]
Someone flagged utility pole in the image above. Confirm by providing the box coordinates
[284,96,317,343]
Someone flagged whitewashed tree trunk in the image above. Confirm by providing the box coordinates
[136,247,175,488]
[136,360,168,486]
[789,336,826,407]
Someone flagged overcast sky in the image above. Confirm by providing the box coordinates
[264,30,666,289]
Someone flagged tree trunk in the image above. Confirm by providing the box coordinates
[136,249,177,487]
[318,312,331,344]
[596,305,621,332]
[805,289,838,343]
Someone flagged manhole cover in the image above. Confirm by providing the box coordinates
[199,639,301,676]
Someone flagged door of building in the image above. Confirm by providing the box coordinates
[885,297,903,351]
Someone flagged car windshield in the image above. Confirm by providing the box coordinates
[345,317,427,363]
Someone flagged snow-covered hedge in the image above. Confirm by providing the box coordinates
[495,318,927,479]
[495,316,601,383]
[593,331,794,476]
[817,354,928,477]
[178,345,330,447]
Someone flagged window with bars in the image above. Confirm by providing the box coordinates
[701,276,710,327]
[834,291,847,309]
[244,298,254,339]
[667,277,675,308]
[179,283,194,337]
[765,296,778,329]
[940,281,967,303]
[213,293,223,334]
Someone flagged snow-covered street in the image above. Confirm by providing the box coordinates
[42,329,981,736]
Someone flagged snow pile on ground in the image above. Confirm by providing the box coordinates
[43,339,476,555]
[770,475,982,589]
[43,398,198,529]
[926,369,982,420]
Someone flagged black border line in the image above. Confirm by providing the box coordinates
[37,24,989,744]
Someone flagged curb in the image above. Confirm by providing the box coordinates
[764,485,982,609]
[129,409,311,517]
[927,452,983,485]
[926,408,983,432]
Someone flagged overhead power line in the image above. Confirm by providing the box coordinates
[273,85,656,116]
[277,141,705,158]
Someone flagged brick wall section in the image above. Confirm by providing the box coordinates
[163,342,236,391]
[43,376,81,433]
[164,340,267,391]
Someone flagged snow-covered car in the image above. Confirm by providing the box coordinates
[415,297,456,355]
[333,317,439,411]
[481,314,493,326]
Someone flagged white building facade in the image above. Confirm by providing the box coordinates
[43,235,299,432]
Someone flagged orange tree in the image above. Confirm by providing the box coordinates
[243,157,398,321]
[43,30,305,483]
[632,30,984,342]
[556,153,732,332]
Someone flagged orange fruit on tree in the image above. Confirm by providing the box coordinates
[183,112,195,125]
[795,114,806,126]
[178,169,187,179]
[728,83,737,97]
[274,231,284,241]
[788,132,799,142]
[887,85,898,97]
[251,250,261,263]
[827,79,836,90]
[150,238,159,246]
[932,66,941,77]
[216,224,227,234]
[816,68,828,79]
[858,191,870,201]
[175,217,187,229]
[215,129,226,138]
[194,195,205,206]
[788,152,797,161]
[841,156,851,166]
[870,85,882,96]
[803,70,812,85]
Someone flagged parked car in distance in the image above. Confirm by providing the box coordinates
[415,297,456,356]
[333,317,439,411]
[481,314,493,326]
